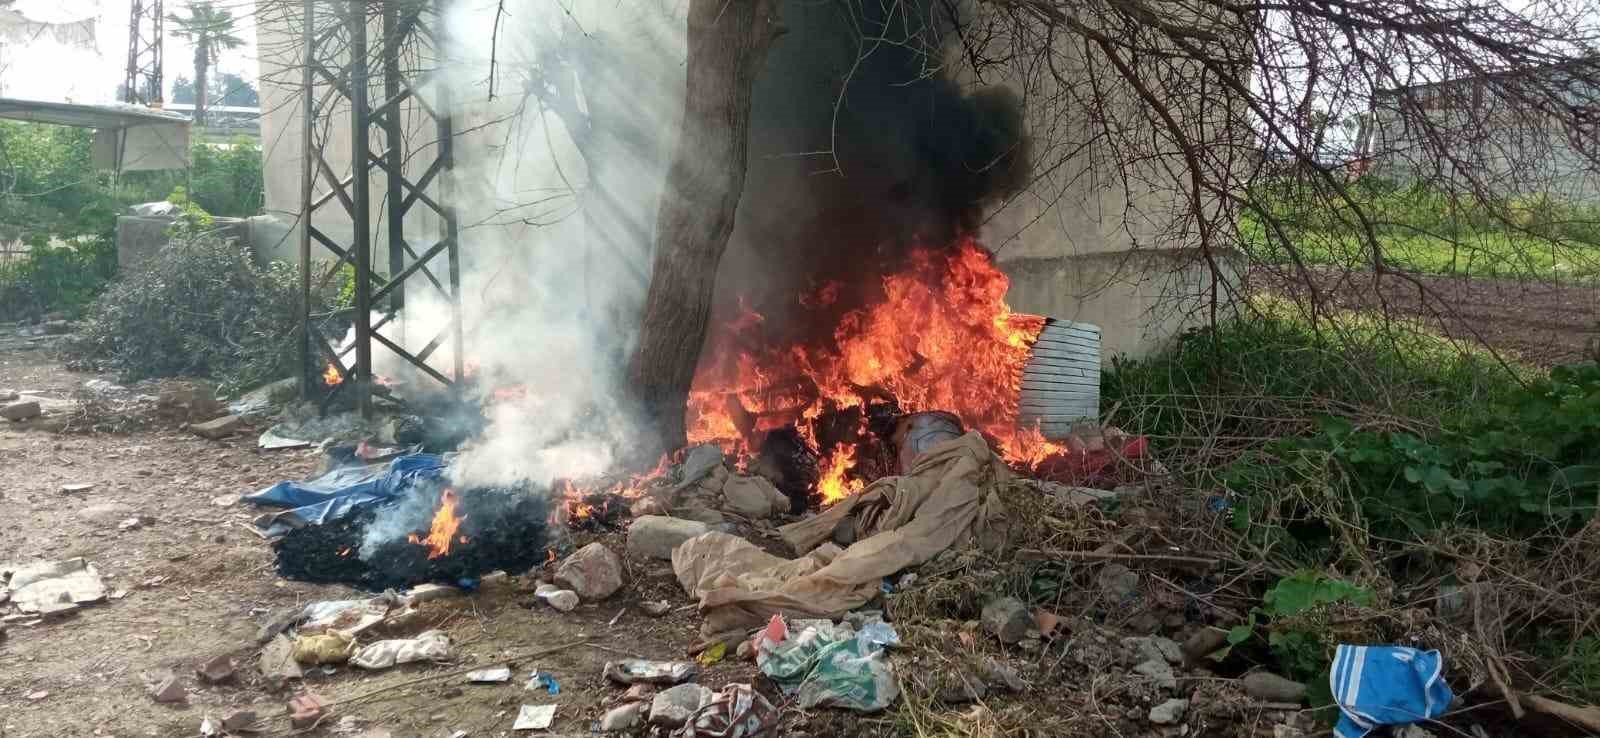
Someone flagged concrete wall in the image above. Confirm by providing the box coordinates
[115,215,250,270]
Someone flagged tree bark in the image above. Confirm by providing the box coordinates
[627,0,781,458]
[194,46,210,126]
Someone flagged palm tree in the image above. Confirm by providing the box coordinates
[167,2,244,125]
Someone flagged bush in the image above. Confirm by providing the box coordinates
[70,230,299,393]
[0,232,117,319]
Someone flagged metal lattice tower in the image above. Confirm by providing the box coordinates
[299,0,464,417]
[124,0,164,105]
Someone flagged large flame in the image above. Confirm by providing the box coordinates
[688,236,1065,501]
[408,488,467,559]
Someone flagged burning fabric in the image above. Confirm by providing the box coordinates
[246,454,549,590]
[673,431,1006,640]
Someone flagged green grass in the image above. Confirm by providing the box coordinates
[1102,297,1529,473]
[1242,214,1600,282]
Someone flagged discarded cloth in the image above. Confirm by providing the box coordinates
[758,619,900,712]
[674,432,1007,638]
[245,453,447,536]
[1330,645,1453,738]
[350,630,451,670]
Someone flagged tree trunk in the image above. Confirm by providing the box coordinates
[194,47,210,126]
[627,0,781,458]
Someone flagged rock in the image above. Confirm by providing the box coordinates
[191,414,243,440]
[650,683,712,727]
[938,671,988,703]
[288,692,328,729]
[196,655,235,684]
[981,658,1026,693]
[678,444,726,487]
[222,710,258,731]
[406,583,464,605]
[1242,671,1307,703]
[1134,658,1177,691]
[118,517,146,531]
[555,542,624,601]
[151,675,187,703]
[1148,698,1188,725]
[2,400,41,421]
[981,597,1033,644]
[1126,636,1184,666]
[535,587,579,612]
[722,475,786,519]
[676,505,726,526]
[41,320,70,335]
[1182,627,1230,663]
[0,389,16,402]
[640,600,672,617]
[630,495,669,518]
[1097,564,1139,601]
[601,702,645,731]
[623,684,656,701]
[1152,636,1184,665]
[627,516,712,560]
[260,633,304,683]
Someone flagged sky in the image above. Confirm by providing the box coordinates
[0,0,258,104]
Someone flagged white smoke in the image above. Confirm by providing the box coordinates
[362,0,688,490]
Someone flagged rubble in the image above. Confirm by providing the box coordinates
[1182,626,1229,663]
[981,597,1033,644]
[1242,671,1307,703]
[601,702,644,731]
[534,584,579,612]
[650,683,713,727]
[1148,698,1188,725]
[190,414,244,440]
[640,599,673,617]
[1097,564,1139,601]
[288,692,328,729]
[554,542,624,600]
[627,515,712,560]
[222,709,258,732]
[1134,658,1177,691]
[2,400,42,421]
[981,658,1026,693]
[259,633,304,682]
[59,482,94,494]
[196,655,235,684]
[0,388,16,402]
[150,675,187,704]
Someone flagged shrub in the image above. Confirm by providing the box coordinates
[70,230,299,393]
[0,232,117,319]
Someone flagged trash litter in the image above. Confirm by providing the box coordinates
[298,595,395,638]
[758,620,900,712]
[697,642,727,667]
[7,558,107,614]
[292,632,355,665]
[349,630,450,670]
[677,683,778,738]
[524,670,560,695]
[604,659,700,685]
[467,666,513,683]
[244,453,447,536]
[1330,645,1453,738]
[258,428,313,451]
[512,704,557,730]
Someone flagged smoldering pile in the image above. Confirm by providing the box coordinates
[272,481,549,591]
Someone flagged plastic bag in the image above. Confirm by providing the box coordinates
[677,683,778,738]
[757,620,900,712]
[603,659,699,685]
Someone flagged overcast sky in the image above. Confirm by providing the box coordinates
[0,0,258,104]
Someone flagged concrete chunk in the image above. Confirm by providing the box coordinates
[627,516,711,560]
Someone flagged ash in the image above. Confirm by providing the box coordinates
[273,482,549,591]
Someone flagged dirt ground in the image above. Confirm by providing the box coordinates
[0,347,851,738]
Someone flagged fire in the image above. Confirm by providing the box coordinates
[687,236,1067,498]
[817,444,864,503]
[322,362,343,386]
[408,488,467,559]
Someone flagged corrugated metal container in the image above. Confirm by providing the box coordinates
[1019,319,1101,438]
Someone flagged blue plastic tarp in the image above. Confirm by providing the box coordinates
[245,453,448,535]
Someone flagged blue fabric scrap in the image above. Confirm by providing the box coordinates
[1330,645,1453,738]
[244,453,448,536]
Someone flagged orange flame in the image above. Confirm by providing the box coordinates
[408,488,467,559]
[322,362,343,386]
[687,236,1066,496]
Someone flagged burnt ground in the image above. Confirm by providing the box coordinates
[0,347,861,738]
[1253,266,1600,367]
